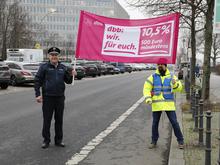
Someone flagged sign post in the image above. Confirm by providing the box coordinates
[34,43,41,49]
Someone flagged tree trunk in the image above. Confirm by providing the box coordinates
[202,0,214,100]
[190,1,196,88]
[1,33,7,60]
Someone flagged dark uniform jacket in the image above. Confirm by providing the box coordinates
[34,61,73,97]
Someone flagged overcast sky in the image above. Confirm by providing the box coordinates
[117,0,146,19]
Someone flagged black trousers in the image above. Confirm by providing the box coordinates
[42,96,65,144]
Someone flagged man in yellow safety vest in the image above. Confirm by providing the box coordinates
[143,63,184,149]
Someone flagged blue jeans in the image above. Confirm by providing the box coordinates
[151,111,184,144]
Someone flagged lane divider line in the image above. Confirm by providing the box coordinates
[65,96,145,165]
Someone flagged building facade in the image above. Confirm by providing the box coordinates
[9,0,129,59]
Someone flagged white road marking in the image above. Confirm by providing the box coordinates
[65,96,145,165]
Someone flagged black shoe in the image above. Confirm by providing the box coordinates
[178,143,184,149]
[41,142,49,149]
[55,142,65,147]
[148,142,157,149]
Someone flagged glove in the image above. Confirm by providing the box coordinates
[172,78,176,85]
[145,98,152,104]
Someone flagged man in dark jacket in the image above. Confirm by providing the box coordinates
[34,47,77,149]
[195,64,200,77]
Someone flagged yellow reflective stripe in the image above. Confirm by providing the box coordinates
[146,79,153,86]
[163,86,171,89]
[152,92,173,96]
[145,96,151,99]
[154,84,172,88]
[152,99,174,103]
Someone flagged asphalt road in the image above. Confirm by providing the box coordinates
[0,71,170,165]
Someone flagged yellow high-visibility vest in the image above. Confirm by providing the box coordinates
[143,69,182,111]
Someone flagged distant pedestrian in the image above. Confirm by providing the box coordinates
[195,64,200,77]
[34,47,77,149]
[143,62,184,149]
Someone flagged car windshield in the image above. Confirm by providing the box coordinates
[23,64,40,70]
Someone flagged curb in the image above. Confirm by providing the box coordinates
[168,93,185,165]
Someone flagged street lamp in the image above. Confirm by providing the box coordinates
[40,8,57,25]
[53,6,75,62]
[35,8,57,49]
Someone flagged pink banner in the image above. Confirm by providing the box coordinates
[76,11,180,64]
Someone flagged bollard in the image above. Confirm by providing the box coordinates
[190,87,194,113]
[198,99,204,146]
[205,110,212,165]
[191,90,196,119]
[194,93,199,131]
[185,75,190,100]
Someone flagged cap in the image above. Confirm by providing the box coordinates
[157,58,167,67]
[48,47,60,55]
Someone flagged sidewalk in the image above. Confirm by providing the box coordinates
[168,93,185,165]
[70,90,201,165]
[181,73,220,165]
[73,94,185,165]
[78,101,172,165]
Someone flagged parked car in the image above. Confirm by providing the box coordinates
[75,65,86,80]
[103,64,115,75]
[84,64,99,77]
[132,64,146,71]
[76,61,98,77]
[85,61,107,76]
[113,67,120,74]
[109,62,125,73]
[147,64,157,70]
[4,61,40,86]
[0,61,10,89]
[62,62,86,80]
[69,64,86,80]
[124,64,132,73]
[100,64,108,75]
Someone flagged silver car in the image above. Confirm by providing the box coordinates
[4,61,40,86]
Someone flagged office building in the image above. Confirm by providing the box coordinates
[9,0,129,59]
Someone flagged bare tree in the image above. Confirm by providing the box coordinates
[201,0,214,100]
[127,0,215,100]
[66,35,75,61]
[0,1,6,45]
[211,34,220,68]
[8,2,34,48]
[194,32,220,68]
[126,0,206,89]
[0,0,34,60]
[0,0,11,60]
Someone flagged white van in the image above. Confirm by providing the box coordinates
[7,49,43,63]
